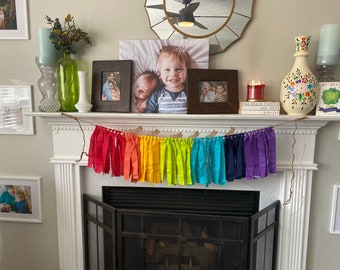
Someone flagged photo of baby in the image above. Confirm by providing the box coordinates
[131,71,160,113]
[119,39,209,113]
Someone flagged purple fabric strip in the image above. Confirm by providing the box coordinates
[265,127,277,174]
[244,132,256,180]
[244,127,277,180]
[252,133,260,178]
[257,130,268,178]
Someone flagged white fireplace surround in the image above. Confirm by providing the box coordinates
[31,112,335,270]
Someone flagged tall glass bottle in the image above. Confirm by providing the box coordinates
[56,52,79,112]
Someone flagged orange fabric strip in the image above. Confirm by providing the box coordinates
[123,133,140,182]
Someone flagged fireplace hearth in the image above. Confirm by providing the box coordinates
[84,187,280,270]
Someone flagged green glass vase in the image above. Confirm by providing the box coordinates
[56,52,79,112]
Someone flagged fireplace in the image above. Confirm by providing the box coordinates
[83,187,280,270]
[30,112,331,270]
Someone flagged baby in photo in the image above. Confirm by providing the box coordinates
[131,71,159,113]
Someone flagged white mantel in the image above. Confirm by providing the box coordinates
[30,112,335,270]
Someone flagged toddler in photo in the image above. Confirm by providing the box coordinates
[146,46,190,113]
[14,189,31,214]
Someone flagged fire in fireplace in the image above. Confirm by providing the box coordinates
[83,187,280,270]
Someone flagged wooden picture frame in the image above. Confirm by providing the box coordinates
[0,0,29,39]
[0,176,42,223]
[187,69,239,114]
[91,60,132,112]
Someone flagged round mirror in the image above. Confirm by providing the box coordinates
[145,0,254,55]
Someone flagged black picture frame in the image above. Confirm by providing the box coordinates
[91,60,132,112]
[187,69,239,114]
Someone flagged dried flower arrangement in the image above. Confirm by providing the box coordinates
[45,14,92,54]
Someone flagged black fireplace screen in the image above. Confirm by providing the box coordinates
[117,209,249,270]
[83,188,279,270]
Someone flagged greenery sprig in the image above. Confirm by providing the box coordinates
[45,14,92,55]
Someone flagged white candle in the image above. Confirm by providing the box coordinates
[36,27,58,66]
[316,24,340,66]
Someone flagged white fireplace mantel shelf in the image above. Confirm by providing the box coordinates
[29,111,338,129]
[29,112,337,270]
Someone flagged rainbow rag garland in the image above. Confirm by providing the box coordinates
[87,126,276,186]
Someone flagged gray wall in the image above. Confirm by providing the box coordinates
[0,0,339,269]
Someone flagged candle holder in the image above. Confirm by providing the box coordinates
[247,80,265,101]
[36,57,60,112]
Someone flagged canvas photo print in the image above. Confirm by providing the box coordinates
[119,39,209,113]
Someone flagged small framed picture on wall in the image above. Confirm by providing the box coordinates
[0,0,29,39]
[0,176,42,223]
[91,60,133,112]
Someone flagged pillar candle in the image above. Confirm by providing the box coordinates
[316,24,340,66]
[36,27,58,67]
[247,80,265,101]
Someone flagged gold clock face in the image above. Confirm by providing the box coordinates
[145,0,254,55]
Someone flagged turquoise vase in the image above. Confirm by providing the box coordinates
[56,52,79,112]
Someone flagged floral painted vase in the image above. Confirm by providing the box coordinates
[280,36,319,115]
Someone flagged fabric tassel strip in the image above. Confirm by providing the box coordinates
[88,126,125,176]
[86,125,277,186]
